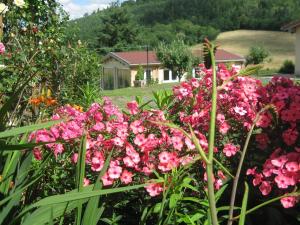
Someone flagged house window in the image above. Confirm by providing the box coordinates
[172,72,177,80]
[164,70,169,81]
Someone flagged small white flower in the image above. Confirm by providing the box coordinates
[233,106,247,116]
[38,41,43,46]
[0,3,8,14]
[14,0,26,8]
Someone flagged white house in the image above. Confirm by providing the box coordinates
[102,49,245,90]
[282,20,300,75]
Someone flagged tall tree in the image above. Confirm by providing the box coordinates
[97,2,138,53]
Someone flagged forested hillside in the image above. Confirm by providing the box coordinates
[66,0,300,54]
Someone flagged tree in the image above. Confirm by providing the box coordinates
[246,46,270,65]
[97,2,138,53]
[156,39,193,81]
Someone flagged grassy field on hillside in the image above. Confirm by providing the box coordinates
[194,30,295,70]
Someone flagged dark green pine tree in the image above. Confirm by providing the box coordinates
[97,2,138,54]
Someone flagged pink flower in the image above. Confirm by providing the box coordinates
[223,143,239,157]
[72,153,78,164]
[94,112,103,122]
[127,101,139,115]
[256,113,272,128]
[108,165,122,179]
[280,196,297,208]
[113,137,124,147]
[159,151,170,164]
[130,120,144,134]
[0,42,5,55]
[120,170,133,184]
[259,181,272,195]
[134,134,146,146]
[83,178,90,187]
[33,148,42,160]
[271,155,288,168]
[91,156,104,172]
[274,174,292,189]
[246,167,257,175]
[253,173,263,186]
[219,122,230,134]
[53,143,64,156]
[123,156,135,168]
[171,136,183,151]
[101,173,114,186]
[285,162,299,172]
[91,122,105,132]
[282,128,298,146]
[145,183,163,197]
[185,137,195,150]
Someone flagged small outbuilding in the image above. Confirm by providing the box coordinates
[282,20,300,75]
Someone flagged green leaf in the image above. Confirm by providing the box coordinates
[239,182,249,225]
[22,184,146,214]
[215,184,228,202]
[169,193,180,209]
[153,203,162,214]
[0,120,62,139]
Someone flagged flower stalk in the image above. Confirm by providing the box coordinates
[206,41,219,225]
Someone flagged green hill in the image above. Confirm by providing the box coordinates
[67,0,300,53]
[194,30,295,69]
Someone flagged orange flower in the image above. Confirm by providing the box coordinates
[45,97,57,106]
[29,97,41,106]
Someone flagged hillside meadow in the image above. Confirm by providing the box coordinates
[194,30,295,69]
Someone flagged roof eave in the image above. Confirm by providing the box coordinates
[216,59,246,63]
[129,63,162,66]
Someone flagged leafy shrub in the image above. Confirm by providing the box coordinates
[246,46,270,65]
[279,60,295,74]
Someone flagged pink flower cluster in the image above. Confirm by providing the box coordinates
[30,99,200,196]
[247,77,300,208]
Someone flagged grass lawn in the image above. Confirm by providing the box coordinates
[101,83,178,108]
[193,30,295,70]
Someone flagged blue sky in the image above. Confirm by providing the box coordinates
[58,0,124,19]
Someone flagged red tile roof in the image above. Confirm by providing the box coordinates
[110,51,160,65]
[106,49,245,66]
[192,49,245,62]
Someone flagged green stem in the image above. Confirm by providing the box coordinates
[213,158,234,179]
[159,174,170,225]
[227,108,268,225]
[233,192,300,221]
[206,43,219,225]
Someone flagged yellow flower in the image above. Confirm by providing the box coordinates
[14,0,26,8]
[0,3,8,14]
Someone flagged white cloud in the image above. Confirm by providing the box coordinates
[58,0,112,19]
